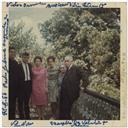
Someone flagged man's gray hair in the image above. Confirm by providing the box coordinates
[65,55,73,61]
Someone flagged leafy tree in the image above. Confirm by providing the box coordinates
[39,8,120,100]
[9,21,36,55]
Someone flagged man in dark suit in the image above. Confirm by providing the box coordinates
[18,52,32,119]
[9,46,19,120]
[59,56,87,120]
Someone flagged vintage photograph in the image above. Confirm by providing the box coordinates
[8,7,121,121]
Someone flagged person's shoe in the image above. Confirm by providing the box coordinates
[38,117,41,120]
[40,117,44,120]
[49,116,55,120]
[25,117,31,120]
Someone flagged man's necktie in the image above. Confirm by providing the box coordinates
[25,64,28,81]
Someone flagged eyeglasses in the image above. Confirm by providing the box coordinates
[60,67,65,69]
[65,60,69,62]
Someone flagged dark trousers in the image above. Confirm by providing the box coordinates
[9,94,17,120]
[59,103,73,120]
[59,91,73,120]
[18,81,32,119]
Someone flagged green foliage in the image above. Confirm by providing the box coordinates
[9,21,36,55]
[39,8,120,100]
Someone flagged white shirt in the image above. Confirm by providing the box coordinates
[22,62,31,81]
[68,64,73,70]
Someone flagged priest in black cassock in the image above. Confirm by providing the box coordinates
[9,46,19,120]
[59,55,88,120]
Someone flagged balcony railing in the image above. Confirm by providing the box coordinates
[71,89,120,120]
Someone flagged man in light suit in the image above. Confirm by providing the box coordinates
[18,52,32,119]
[59,55,88,120]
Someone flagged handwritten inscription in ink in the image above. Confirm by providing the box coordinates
[6,2,107,8]
[6,2,46,7]
[2,93,8,116]
[50,120,108,127]
[2,14,9,116]
[11,120,34,127]
[2,14,9,46]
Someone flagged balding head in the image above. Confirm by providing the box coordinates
[64,55,73,68]
[65,56,73,62]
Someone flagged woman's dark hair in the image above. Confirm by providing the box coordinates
[47,56,55,62]
[9,46,15,51]
[34,56,42,63]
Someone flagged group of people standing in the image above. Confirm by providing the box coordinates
[9,46,87,120]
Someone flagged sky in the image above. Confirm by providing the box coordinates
[9,8,59,48]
